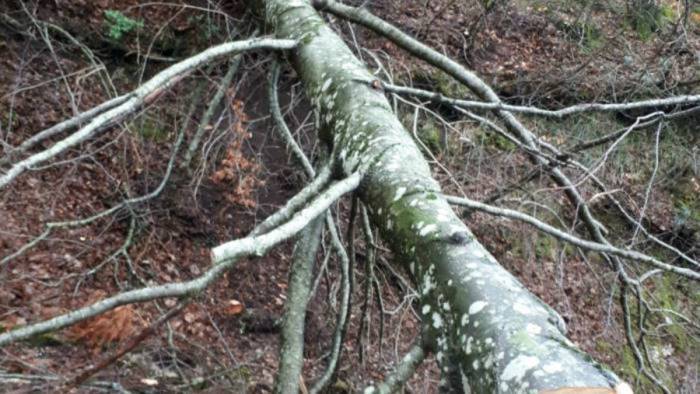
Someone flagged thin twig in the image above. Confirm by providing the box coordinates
[0,172,361,346]
[68,301,189,388]
[444,194,699,279]
[376,80,700,118]
[0,38,297,189]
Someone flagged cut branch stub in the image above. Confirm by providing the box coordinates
[264,0,627,392]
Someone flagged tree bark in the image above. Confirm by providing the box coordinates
[263,0,628,392]
[275,216,325,394]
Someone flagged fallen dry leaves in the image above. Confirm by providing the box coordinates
[66,291,137,351]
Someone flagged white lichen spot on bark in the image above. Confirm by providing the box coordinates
[393,186,407,201]
[526,323,542,335]
[432,312,444,328]
[321,78,333,92]
[465,336,474,354]
[419,223,437,236]
[542,361,564,374]
[501,355,540,382]
[471,249,486,258]
[513,301,534,315]
[469,301,488,315]
[484,353,495,369]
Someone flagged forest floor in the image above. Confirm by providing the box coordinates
[0,0,698,393]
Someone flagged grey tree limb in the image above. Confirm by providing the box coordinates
[267,56,355,392]
[314,0,612,242]
[357,204,377,364]
[0,171,360,346]
[309,210,353,394]
[182,56,242,168]
[444,194,700,280]
[251,59,333,238]
[571,106,700,152]
[251,164,332,237]
[213,171,361,261]
[1,76,210,267]
[2,94,128,164]
[264,1,630,392]
[269,59,316,176]
[373,80,700,118]
[579,165,700,267]
[0,38,297,190]
[274,215,325,394]
[364,338,426,394]
[313,18,672,392]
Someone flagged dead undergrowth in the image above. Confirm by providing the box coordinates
[0,0,698,393]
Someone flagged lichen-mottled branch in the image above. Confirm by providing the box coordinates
[0,171,359,346]
[0,37,297,190]
[264,0,628,392]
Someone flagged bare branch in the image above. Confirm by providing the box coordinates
[1,94,128,164]
[1,86,201,266]
[251,165,333,236]
[182,56,242,168]
[274,216,325,394]
[270,2,630,389]
[0,171,361,346]
[315,0,612,241]
[68,301,188,388]
[269,59,316,177]
[571,106,700,152]
[212,172,361,262]
[309,210,354,394]
[374,80,700,118]
[444,194,700,280]
[0,37,297,190]
[364,337,427,394]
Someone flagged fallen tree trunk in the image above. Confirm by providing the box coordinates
[263,0,629,392]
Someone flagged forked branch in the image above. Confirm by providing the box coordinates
[0,171,361,346]
[0,38,297,190]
